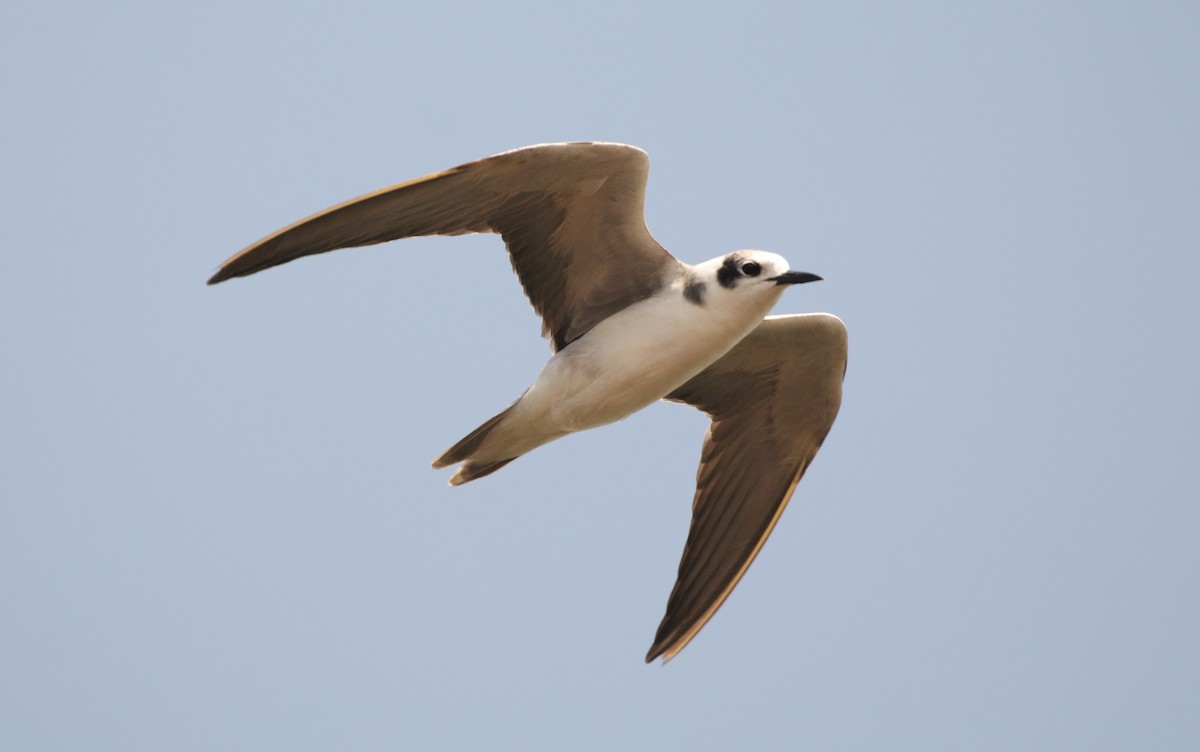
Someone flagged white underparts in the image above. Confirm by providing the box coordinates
[466,273,787,463]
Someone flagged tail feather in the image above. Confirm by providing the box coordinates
[449,458,516,486]
[432,405,513,469]
[433,404,519,484]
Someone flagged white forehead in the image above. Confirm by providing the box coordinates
[736,250,790,270]
[693,250,792,278]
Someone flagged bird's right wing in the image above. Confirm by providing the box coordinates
[209,142,679,351]
[647,313,848,662]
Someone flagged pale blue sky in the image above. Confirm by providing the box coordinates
[3,2,1198,749]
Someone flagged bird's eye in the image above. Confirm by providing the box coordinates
[742,261,761,277]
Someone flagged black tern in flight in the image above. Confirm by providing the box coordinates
[209,142,847,662]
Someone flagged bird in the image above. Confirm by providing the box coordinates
[209,142,848,663]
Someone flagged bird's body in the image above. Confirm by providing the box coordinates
[436,253,797,484]
[209,142,847,662]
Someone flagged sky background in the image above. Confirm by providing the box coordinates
[3,2,1198,749]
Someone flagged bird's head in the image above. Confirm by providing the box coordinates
[688,250,821,304]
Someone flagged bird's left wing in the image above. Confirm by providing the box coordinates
[207,142,679,351]
[646,313,848,662]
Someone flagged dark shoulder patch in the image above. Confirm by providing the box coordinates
[684,278,707,305]
[717,256,741,289]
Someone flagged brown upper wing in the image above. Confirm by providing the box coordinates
[209,142,679,351]
[646,313,848,662]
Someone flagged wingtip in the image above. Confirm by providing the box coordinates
[643,634,679,664]
[206,267,233,285]
[644,643,678,665]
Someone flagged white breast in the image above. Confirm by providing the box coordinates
[520,277,785,432]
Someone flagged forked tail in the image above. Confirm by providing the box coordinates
[432,405,518,485]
